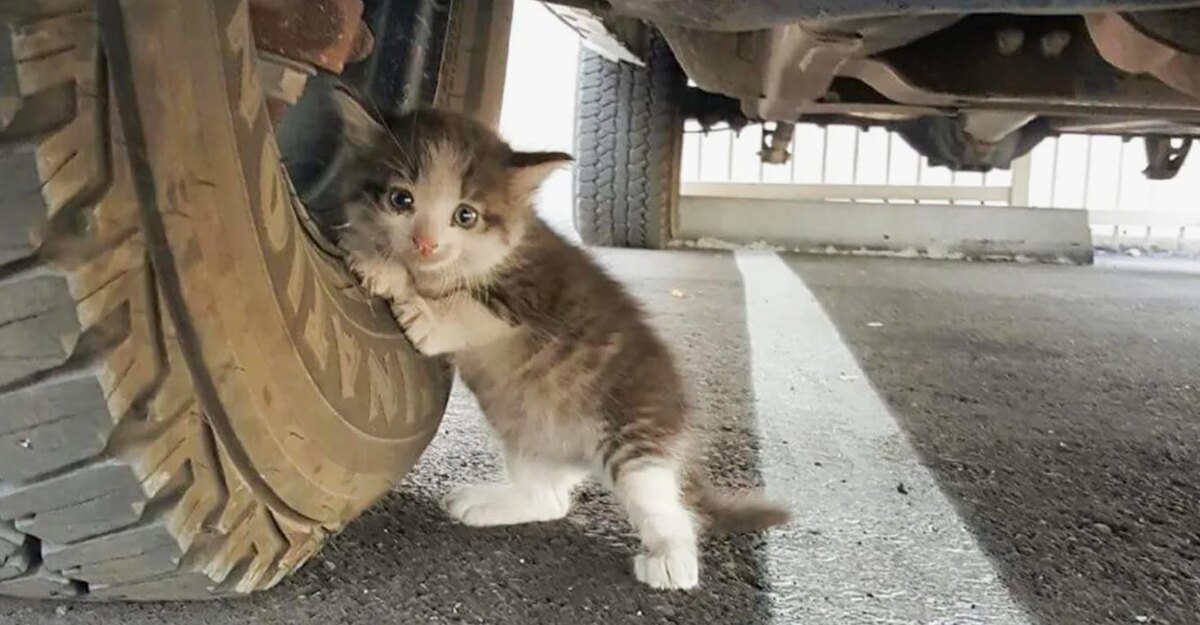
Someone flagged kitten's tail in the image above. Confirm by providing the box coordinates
[693,483,791,536]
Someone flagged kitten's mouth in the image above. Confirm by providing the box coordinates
[409,253,457,272]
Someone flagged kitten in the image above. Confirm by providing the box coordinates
[330,91,789,590]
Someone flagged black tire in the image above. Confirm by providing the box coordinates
[0,0,451,601]
[573,31,685,248]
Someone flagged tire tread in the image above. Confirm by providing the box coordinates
[0,0,326,601]
[573,31,683,248]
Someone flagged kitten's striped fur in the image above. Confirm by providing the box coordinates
[332,91,789,590]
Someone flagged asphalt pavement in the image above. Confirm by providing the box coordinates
[1,250,1197,625]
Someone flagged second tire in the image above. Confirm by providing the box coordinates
[573,32,685,248]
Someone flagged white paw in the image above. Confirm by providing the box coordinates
[633,546,699,590]
[442,484,569,526]
[347,252,411,299]
[392,298,445,355]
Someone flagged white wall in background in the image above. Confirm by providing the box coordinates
[499,0,580,240]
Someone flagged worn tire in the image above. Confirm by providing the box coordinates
[0,0,451,601]
[573,31,685,248]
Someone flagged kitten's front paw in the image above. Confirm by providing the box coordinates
[442,484,520,526]
[347,252,412,299]
[633,546,700,590]
[442,484,570,526]
[392,298,442,355]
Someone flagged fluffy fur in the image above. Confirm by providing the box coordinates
[331,91,789,590]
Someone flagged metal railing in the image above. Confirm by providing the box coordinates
[681,121,1200,252]
[682,122,1026,205]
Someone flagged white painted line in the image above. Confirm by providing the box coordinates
[735,251,1032,625]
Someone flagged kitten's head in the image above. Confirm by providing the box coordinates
[331,90,569,285]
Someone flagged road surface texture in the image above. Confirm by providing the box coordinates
[1,250,1197,625]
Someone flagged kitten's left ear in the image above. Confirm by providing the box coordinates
[508,151,573,197]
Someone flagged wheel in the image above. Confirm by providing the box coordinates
[573,30,685,248]
[0,0,453,600]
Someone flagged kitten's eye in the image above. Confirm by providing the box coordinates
[385,188,414,213]
[453,204,479,229]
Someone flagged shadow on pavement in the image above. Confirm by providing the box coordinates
[787,255,1200,625]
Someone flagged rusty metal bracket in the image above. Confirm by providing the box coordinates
[1085,12,1200,101]
[1143,135,1193,179]
[546,4,643,66]
[248,0,373,120]
[753,25,863,120]
[250,0,373,74]
[759,122,794,164]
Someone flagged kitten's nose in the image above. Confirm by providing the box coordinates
[412,235,438,257]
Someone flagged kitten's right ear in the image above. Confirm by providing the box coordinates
[330,89,385,151]
[508,151,573,199]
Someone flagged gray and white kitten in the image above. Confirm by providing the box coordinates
[331,91,788,590]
